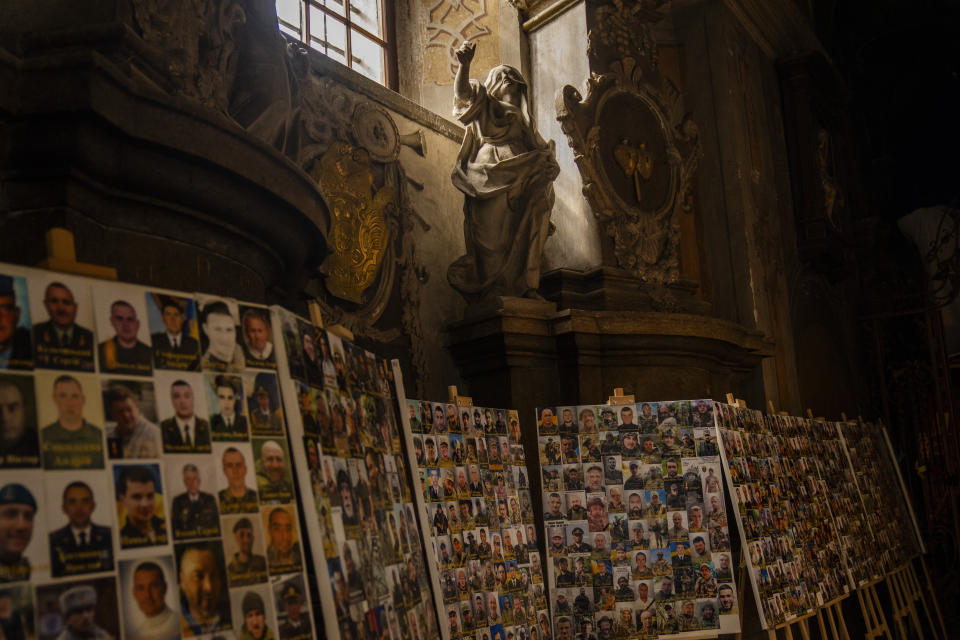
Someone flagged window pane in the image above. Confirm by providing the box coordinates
[351,28,384,84]
[279,21,300,39]
[309,5,347,63]
[276,0,301,28]
[350,0,382,38]
[318,0,346,17]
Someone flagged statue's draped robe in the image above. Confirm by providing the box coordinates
[448,76,560,300]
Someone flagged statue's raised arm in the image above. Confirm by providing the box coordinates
[447,42,561,307]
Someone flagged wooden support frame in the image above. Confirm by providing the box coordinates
[766,611,814,640]
[857,578,893,640]
[885,564,923,639]
[911,558,945,640]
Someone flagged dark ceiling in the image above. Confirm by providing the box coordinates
[814,0,960,219]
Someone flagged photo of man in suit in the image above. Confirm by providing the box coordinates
[241,307,275,369]
[41,374,104,469]
[171,463,220,539]
[32,281,94,371]
[116,464,168,548]
[210,375,247,440]
[150,296,200,371]
[0,275,33,370]
[49,481,113,577]
[98,300,152,376]
[200,300,244,372]
[160,379,211,453]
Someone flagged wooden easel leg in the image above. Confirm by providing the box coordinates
[919,559,947,640]
[900,568,925,639]
[908,563,938,640]
[817,607,829,639]
[798,617,811,640]
[888,570,910,640]
[872,584,894,640]
[767,629,777,640]
[834,601,851,640]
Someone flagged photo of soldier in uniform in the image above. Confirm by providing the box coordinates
[240,306,276,370]
[102,380,161,459]
[119,557,180,640]
[29,278,94,371]
[175,540,232,636]
[35,577,118,640]
[197,297,245,373]
[0,275,33,370]
[0,482,40,583]
[93,289,153,376]
[0,374,39,467]
[254,439,293,503]
[46,477,113,578]
[157,373,211,453]
[147,293,201,371]
[215,443,259,514]
[37,372,104,469]
[207,374,248,441]
[264,506,302,575]
[169,461,220,540]
[232,586,276,640]
[114,464,168,549]
[223,515,268,587]
[247,374,284,435]
[274,577,312,640]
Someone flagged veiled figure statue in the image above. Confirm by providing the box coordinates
[447,41,560,304]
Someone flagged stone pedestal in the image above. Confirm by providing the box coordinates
[447,294,773,459]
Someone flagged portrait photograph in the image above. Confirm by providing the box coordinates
[0,373,39,467]
[0,584,35,640]
[92,283,154,377]
[175,539,233,636]
[35,576,118,640]
[114,463,168,549]
[0,274,33,370]
[272,574,313,640]
[253,437,294,503]
[245,372,285,436]
[101,378,161,460]
[155,371,211,454]
[230,583,277,640]
[262,505,303,576]
[119,556,180,640]
[27,274,95,372]
[167,455,221,540]
[0,473,49,582]
[223,513,269,588]
[277,311,305,383]
[206,373,249,441]
[44,473,114,578]
[213,442,259,515]
[196,295,244,373]
[239,305,276,370]
[35,370,105,470]
[146,291,201,371]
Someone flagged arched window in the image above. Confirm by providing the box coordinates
[277,0,397,88]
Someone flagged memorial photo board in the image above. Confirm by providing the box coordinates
[401,397,546,640]
[716,405,849,629]
[0,262,316,640]
[536,400,739,638]
[838,420,924,573]
[273,310,441,640]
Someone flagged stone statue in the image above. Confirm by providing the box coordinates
[447,41,560,304]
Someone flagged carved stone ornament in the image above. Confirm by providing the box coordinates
[557,0,701,285]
